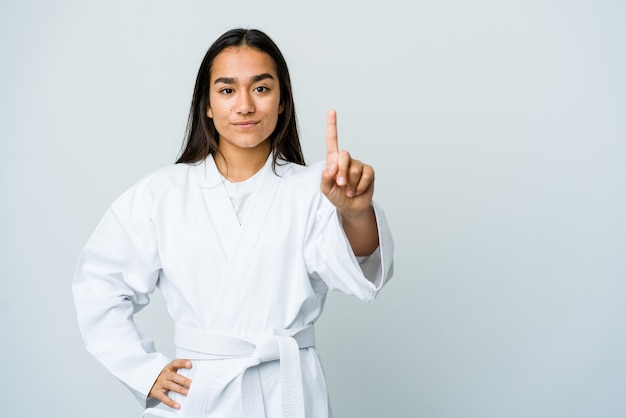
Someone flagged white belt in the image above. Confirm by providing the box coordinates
[173,324,315,418]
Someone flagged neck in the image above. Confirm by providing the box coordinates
[215,141,271,182]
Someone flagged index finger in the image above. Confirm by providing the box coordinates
[326,109,339,161]
[170,359,192,370]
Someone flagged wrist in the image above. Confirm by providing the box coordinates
[338,205,375,223]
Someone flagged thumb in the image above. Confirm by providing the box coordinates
[321,161,339,196]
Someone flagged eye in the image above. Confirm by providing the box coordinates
[219,88,234,95]
[254,86,269,93]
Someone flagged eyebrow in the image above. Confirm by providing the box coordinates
[213,73,275,85]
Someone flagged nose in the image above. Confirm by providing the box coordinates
[234,91,255,115]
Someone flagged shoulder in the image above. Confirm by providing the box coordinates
[276,160,325,184]
[127,163,191,194]
[274,160,331,212]
[110,163,194,215]
[139,163,192,188]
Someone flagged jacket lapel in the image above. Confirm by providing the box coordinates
[195,155,284,329]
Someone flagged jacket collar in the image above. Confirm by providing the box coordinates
[190,153,288,189]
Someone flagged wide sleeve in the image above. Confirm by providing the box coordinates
[305,193,395,303]
[72,184,171,407]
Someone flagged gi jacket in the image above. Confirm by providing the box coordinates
[73,154,394,417]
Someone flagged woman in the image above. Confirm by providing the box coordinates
[73,28,394,418]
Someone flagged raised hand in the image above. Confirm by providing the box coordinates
[320,110,379,256]
[148,359,193,410]
[320,109,375,216]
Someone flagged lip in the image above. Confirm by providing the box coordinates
[232,120,259,128]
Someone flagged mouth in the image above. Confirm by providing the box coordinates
[233,121,259,128]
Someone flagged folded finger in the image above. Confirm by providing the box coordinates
[345,162,363,197]
[355,164,375,196]
[336,150,351,186]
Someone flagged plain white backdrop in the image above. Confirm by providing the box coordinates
[1,1,625,417]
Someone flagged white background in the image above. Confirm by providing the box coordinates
[1,1,625,417]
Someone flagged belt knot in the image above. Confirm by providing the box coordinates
[173,324,315,418]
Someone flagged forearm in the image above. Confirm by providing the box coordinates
[340,205,379,256]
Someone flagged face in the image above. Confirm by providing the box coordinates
[207,46,284,154]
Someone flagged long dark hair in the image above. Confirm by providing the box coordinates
[176,28,305,168]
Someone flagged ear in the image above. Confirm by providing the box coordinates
[278,102,284,114]
[206,107,213,118]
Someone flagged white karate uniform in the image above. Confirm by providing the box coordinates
[72,154,394,418]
